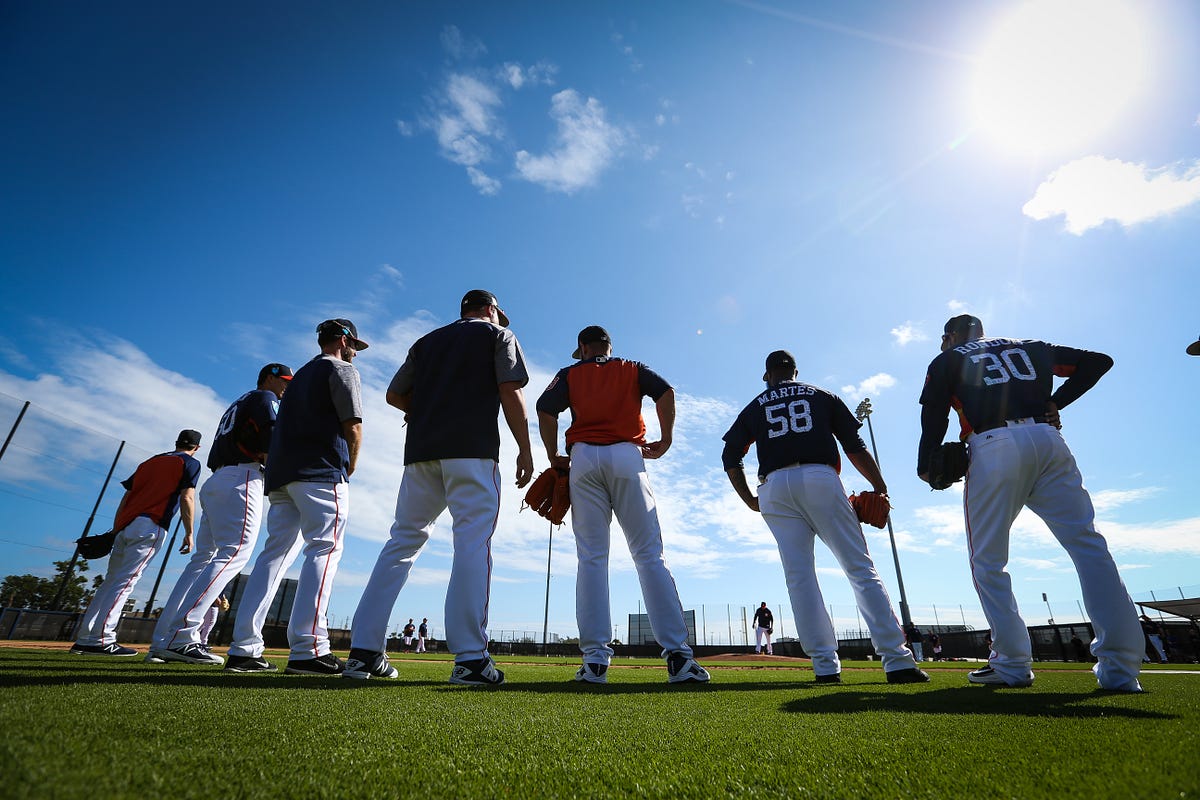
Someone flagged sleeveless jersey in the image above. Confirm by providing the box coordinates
[114,450,202,532]
[536,356,670,448]
[208,389,280,470]
[721,380,866,480]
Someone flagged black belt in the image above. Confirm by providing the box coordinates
[973,415,1048,435]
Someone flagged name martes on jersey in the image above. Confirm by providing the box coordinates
[952,337,1024,355]
[756,384,816,405]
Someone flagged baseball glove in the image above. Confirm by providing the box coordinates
[927,441,969,490]
[849,491,891,529]
[523,468,570,525]
[76,530,116,560]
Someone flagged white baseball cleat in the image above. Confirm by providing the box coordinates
[967,666,1032,687]
[666,652,711,684]
[574,663,608,684]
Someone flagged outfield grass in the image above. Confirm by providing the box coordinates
[0,649,1196,799]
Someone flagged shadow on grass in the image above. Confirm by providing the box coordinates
[780,687,1176,719]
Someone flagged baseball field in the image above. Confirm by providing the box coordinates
[1,647,1196,799]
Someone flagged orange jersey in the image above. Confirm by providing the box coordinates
[536,357,671,448]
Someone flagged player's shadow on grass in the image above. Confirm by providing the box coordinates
[0,665,450,691]
[780,687,1175,720]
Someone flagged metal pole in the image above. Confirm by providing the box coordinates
[960,604,967,627]
[52,440,125,610]
[143,519,183,617]
[855,400,913,628]
[1043,592,1055,624]
[726,604,732,647]
[1077,600,1087,622]
[542,520,553,649]
[0,400,31,466]
[933,604,941,629]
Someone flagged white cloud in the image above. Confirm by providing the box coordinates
[1091,487,1159,514]
[947,300,969,313]
[514,90,624,194]
[499,61,557,89]
[840,372,897,401]
[467,167,501,196]
[1023,156,1200,234]
[890,322,929,347]
[440,25,486,60]
[395,120,414,137]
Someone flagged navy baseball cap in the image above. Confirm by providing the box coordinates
[945,314,982,337]
[572,325,611,359]
[763,350,796,381]
[1188,335,1200,356]
[461,289,509,328]
[258,363,293,384]
[176,429,202,448]
[317,319,369,350]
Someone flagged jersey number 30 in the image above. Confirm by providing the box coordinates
[765,400,812,438]
[971,348,1037,386]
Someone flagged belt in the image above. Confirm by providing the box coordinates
[759,461,825,484]
[973,415,1048,435]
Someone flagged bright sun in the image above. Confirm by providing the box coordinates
[970,0,1150,156]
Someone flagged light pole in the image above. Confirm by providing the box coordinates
[854,398,912,628]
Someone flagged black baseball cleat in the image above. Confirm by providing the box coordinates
[343,649,398,680]
[285,653,345,675]
[70,643,138,657]
[225,655,278,673]
[449,657,505,686]
[886,668,931,684]
[573,662,608,684]
[814,673,842,684]
[665,652,711,683]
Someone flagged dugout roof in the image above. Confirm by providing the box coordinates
[1136,598,1200,621]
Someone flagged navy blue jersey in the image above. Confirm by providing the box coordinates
[208,389,280,470]
[389,318,528,465]
[917,336,1112,472]
[722,381,867,480]
[265,355,362,491]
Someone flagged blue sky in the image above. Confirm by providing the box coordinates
[2,1,1198,644]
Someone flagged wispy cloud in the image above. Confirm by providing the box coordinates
[890,322,929,347]
[498,61,557,90]
[440,25,486,60]
[515,90,625,194]
[1023,156,1200,234]
[840,373,897,401]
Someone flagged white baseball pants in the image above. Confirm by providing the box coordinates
[75,516,165,646]
[571,442,693,665]
[352,459,499,662]
[964,422,1143,690]
[228,481,346,660]
[755,626,773,654]
[758,464,916,677]
[152,465,263,651]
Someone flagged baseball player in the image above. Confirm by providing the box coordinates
[344,290,533,685]
[722,350,926,684]
[752,602,774,655]
[416,618,428,653]
[918,314,1143,691]
[402,618,415,648]
[537,325,710,685]
[71,430,202,656]
[226,321,366,675]
[147,363,291,666]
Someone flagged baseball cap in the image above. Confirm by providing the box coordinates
[316,319,369,350]
[1188,336,1200,356]
[461,289,510,328]
[763,349,797,381]
[176,429,202,449]
[572,325,611,359]
[258,363,293,384]
[945,314,982,337]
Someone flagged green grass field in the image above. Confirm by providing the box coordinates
[1,648,1196,799]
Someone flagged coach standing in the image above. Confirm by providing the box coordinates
[71,430,202,656]
[226,320,366,675]
[343,290,532,686]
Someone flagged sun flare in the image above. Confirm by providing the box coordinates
[970,0,1150,155]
